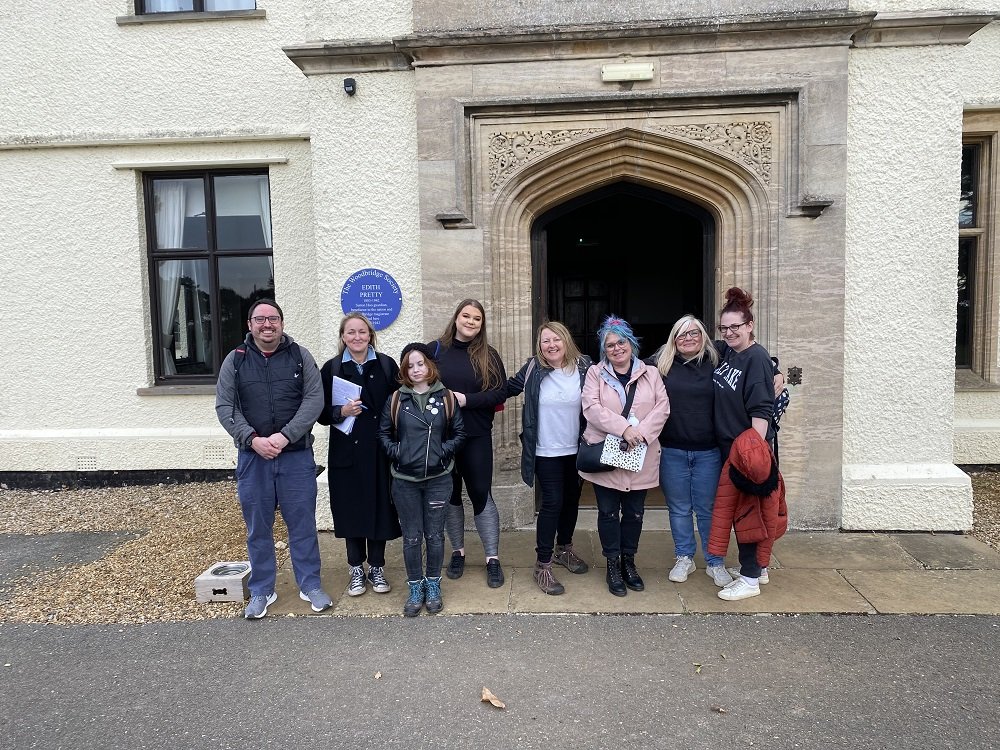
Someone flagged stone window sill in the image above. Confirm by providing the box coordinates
[137,384,217,396]
[117,9,265,25]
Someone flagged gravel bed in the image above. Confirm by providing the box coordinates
[1,475,998,625]
[0,482,288,625]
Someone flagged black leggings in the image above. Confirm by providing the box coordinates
[449,433,494,513]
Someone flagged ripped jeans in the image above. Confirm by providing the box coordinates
[392,475,452,581]
[593,484,648,559]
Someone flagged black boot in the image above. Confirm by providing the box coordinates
[621,553,645,591]
[606,556,627,597]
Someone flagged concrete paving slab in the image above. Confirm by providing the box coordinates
[889,533,1000,570]
[432,566,512,614]
[772,532,920,570]
[841,570,1000,614]
[495,530,541,567]
[509,565,685,613]
[678,569,875,614]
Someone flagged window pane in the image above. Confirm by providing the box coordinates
[157,259,212,375]
[205,0,255,9]
[214,175,271,250]
[218,256,275,353]
[152,178,207,250]
[143,1,195,12]
[960,144,978,228]
[956,237,975,368]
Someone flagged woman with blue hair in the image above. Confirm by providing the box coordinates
[579,315,670,597]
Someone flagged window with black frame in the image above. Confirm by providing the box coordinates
[145,170,274,382]
[136,1,255,14]
[957,143,978,368]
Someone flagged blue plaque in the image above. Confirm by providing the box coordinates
[340,268,403,331]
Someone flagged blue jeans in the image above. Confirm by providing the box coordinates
[659,447,723,567]
[236,448,322,597]
[392,475,451,581]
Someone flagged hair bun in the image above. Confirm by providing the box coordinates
[724,286,754,309]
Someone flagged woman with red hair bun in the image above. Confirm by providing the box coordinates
[711,286,780,602]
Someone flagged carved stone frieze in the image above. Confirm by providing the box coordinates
[653,121,773,184]
[488,129,604,190]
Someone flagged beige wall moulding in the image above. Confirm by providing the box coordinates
[284,10,996,76]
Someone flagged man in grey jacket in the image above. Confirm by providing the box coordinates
[215,299,332,619]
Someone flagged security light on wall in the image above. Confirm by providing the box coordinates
[344,78,357,96]
[601,63,654,82]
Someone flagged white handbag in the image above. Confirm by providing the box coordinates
[600,435,647,472]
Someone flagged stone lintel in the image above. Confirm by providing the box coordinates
[284,12,876,74]
[395,12,876,66]
[282,40,412,76]
[852,11,996,48]
[283,11,996,75]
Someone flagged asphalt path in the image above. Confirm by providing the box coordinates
[2,614,997,749]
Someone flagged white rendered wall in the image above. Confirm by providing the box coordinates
[842,17,976,528]
[0,2,326,473]
[304,70,421,529]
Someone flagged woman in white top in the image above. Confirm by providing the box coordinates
[506,321,592,595]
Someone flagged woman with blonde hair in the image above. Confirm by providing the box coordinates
[318,312,401,597]
[649,314,734,588]
[506,321,592,595]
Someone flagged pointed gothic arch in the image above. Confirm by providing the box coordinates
[483,127,777,448]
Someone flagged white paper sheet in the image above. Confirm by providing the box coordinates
[331,376,363,435]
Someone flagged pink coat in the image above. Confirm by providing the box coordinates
[579,360,670,491]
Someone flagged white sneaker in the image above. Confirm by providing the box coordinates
[727,566,769,584]
[668,556,696,582]
[347,565,367,596]
[718,578,761,601]
[705,565,735,587]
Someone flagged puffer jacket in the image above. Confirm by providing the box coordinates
[377,382,466,481]
[707,428,788,567]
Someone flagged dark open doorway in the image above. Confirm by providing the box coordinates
[531,182,715,362]
[530,181,715,508]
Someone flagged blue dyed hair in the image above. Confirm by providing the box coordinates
[597,315,640,361]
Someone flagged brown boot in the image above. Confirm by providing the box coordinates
[553,544,589,574]
[534,561,566,596]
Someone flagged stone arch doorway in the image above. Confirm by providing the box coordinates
[531,182,716,362]
[487,126,774,454]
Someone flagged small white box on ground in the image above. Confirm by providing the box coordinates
[194,561,251,603]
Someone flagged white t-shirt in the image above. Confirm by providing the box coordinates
[536,367,583,457]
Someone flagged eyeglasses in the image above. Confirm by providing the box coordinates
[717,322,749,334]
[676,330,702,340]
[251,315,281,324]
[605,340,630,351]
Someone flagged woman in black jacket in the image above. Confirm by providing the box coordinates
[318,313,401,598]
[378,343,466,616]
[506,321,591,595]
[429,299,508,588]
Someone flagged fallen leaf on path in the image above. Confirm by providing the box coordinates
[693,663,703,674]
[481,687,506,709]
[374,672,382,679]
